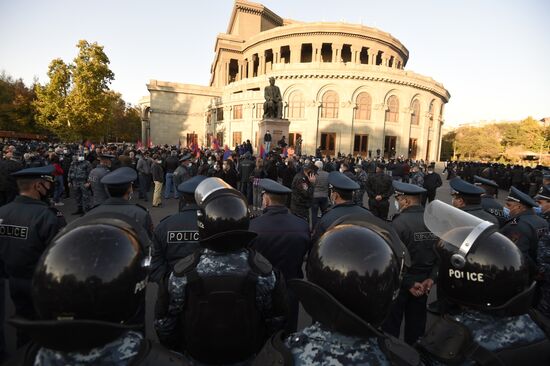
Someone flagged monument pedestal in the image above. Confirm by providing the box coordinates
[258,118,290,152]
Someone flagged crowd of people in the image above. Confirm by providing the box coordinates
[0,137,549,365]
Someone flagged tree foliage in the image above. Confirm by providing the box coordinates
[444,116,549,162]
[34,40,117,141]
[0,72,41,133]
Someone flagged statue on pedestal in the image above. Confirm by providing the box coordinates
[263,77,283,119]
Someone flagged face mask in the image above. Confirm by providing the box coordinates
[63,149,68,154]
[339,168,344,173]
[355,168,360,173]
[534,206,542,216]
[394,200,400,211]
[214,165,220,171]
[128,191,134,201]
[38,181,54,203]
[208,160,214,166]
[188,163,193,168]
[427,171,433,174]
[78,156,84,161]
[503,207,511,219]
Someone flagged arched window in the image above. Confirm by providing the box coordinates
[385,95,399,122]
[288,91,305,118]
[321,91,339,119]
[410,99,420,125]
[355,92,372,120]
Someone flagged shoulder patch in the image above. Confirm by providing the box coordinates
[173,249,202,276]
[250,250,273,275]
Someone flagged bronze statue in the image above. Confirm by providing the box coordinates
[263,77,283,119]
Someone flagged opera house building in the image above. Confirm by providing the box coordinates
[142,0,450,160]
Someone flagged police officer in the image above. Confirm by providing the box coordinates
[150,175,206,283]
[366,163,394,219]
[5,214,187,365]
[154,178,288,364]
[254,220,420,366]
[68,153,92,215]
[500,186,548,273]
[88,153,113,207]
[474,174,507,227]
[449,177,500,226]
[416,200,550,365]
[535,185,550,223]
[0,166,63,346]
[312,171,374,243]
[249,178,311,332]
[290,163,317,222]
[86,167,154,238]
[382,181,438,346]
[172,153,192,193]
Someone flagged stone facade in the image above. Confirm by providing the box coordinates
[144,0,450,160]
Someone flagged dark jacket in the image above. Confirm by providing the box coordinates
[0,195,62,279]
[391,205,438,290]
[423,172,442,191]
[290,172,314,219]
[152,162,164,183]
[249,206,311,281]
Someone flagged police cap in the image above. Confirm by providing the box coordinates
[177,175,207,194]
[393,180,426,196]
[328,171,359,191]
[259,178,291,195]
[473,175,498,189]
[535,185,550,201]
[179,153,192,162]
[449,177,485,196]
[507,186,538,207]
[11,165,55,182]
[98,154,115,160]
[100,167,137,185]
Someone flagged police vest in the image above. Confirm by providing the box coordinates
[173,248,272,364]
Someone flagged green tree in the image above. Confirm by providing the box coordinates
[34,59,72,138]
[0,72,40,132]
[34,40,115,141]
[106,92,141,142]
[454,125,502,160]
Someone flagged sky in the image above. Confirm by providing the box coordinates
[1,0,549,126]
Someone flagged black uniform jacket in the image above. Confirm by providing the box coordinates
[500,210,548,271]
[150,204,200,282]
[480,195,507,228]
[249,205,311,281]
[87,197,154,239]
[0,195,62,279]
[391,205,438,290]
[312,202,375,244]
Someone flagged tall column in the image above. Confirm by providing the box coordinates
[290,44,300,64]
[259,55,265,75]
[351,46,359,64]
[369,51,377,65]
[224,61,230,85]
[332,44,342,63]
[311,43,320,62]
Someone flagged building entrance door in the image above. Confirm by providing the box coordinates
[353,134,368,156]
[408,138,418,159]
[384,135,397,159]
[320,132,336,156]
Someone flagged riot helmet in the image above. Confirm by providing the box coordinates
[11,213,149,351]
[297,222,401,337]
[424,200,533,315]
[195,177,253,251]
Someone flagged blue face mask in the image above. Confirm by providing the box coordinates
[503,207,511,219]
[534,206,542,217]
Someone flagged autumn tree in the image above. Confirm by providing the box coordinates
[0,72,40,133]
[34,40,115,141]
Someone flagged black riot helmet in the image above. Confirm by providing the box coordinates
[195,177,253,251]
[10,213,149,351]
[302,223,401,332]
[425,200,533,315]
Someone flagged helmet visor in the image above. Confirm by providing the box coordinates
[195,177,233,206]
[424,200,492,249]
